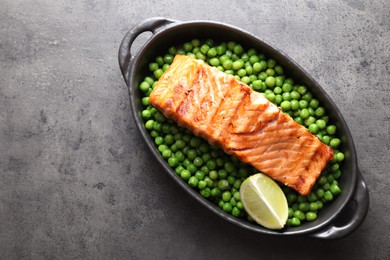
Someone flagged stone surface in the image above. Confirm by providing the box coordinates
[0,0,389,259]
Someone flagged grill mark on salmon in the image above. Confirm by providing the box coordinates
[150,54,334,195]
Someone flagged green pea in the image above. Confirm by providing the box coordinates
[236,201,244,210]
[141,97,150,106]
[258,71,268,81]
[222,191,232,202]
[155,56,164,66]
[282,83,292,92]
[253,62,262,72]
[186,164,196,174]
[223,60,233,69]
[227,176,235,186]
[218,169,228,179]
[216,158,225,167]
[198,180,207,190]
[294,210,306,221]
[209,57,220,66]
[163,54,174,64]
[231,207,241,217]
[300,108,310,119]
[204,176,213,188]
[266,68,275,76]
[252,80,263,91]
[275,94,283,105]
[306,212,317,221]
[302,92,313,102]
[290,100,299,110]
[168,157,179,167]
[139,81,150,92]
[233,179,242,189]
[304,116,316,127]
[336,152,345,162]
[248,55,259,65]
[321,135,331,145]
[224,162,235,173]
[326,125,337,135]
[207,48,217,57]
[222,202,233,212]
[330,183,341,195]
[211,187,222,197]
[307,193,318,202]
[153,68,164,79]
[308,107,315,116]
[180,170,191,181]
[281,101,292,111]
[327,174,335,184]
[299,202,310,212]
[273,86,282,94]
[188,176,199,188]
[315,107,326,117]
[141,110,152,119]
[200,187,211,198]
[334,169,342,179]
[299,100,309,109]
[316,119,327,130]
[265,76,276,88]
[290,91,300,100]
[287,192,297,204]
[201,153,211,164]
[275,65,284,75]
[182,158,191,168]
[267,59,276,68]
[322,182,331,191]
[175,165,184,175]
[297,195,307,203]
[200,44,210,55]
[309,123,319,134]
[294,117,303,125]
[196,52,206,60]
[330,138,341,148]
[193,157,203,167]
[265,92,276,102]
[195,171,205,180]
[318,176,327,185]
[233,44,244,55]
[145,119,154,130]
[183,42,193,52]
[232,59,244,70]
[149,63,159,72]
[218,179,229,190]
[297,85,307,95]
[216,45,227,55]
[237,68,246,77]
[324,191,334,201]
[310,99,319,109]
[206,160,216,171]
[154,136,164,146]
[291,217,301,226]
[309,202,319,212]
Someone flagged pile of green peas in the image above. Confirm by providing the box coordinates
[138,38,345,228]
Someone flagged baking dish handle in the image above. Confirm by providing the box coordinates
[310,168,369,239]
[118,17,176,84]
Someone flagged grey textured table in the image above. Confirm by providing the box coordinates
[1,0,389,259]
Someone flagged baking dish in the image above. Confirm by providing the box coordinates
[118,17,369,239]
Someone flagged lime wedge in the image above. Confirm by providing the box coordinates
[240,173,288,229]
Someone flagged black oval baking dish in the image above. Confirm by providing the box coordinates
[118,17,369,239]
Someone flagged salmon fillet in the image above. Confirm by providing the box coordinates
[149,54,334,195]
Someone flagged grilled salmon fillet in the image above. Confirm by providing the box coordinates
[149,54,334,195]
